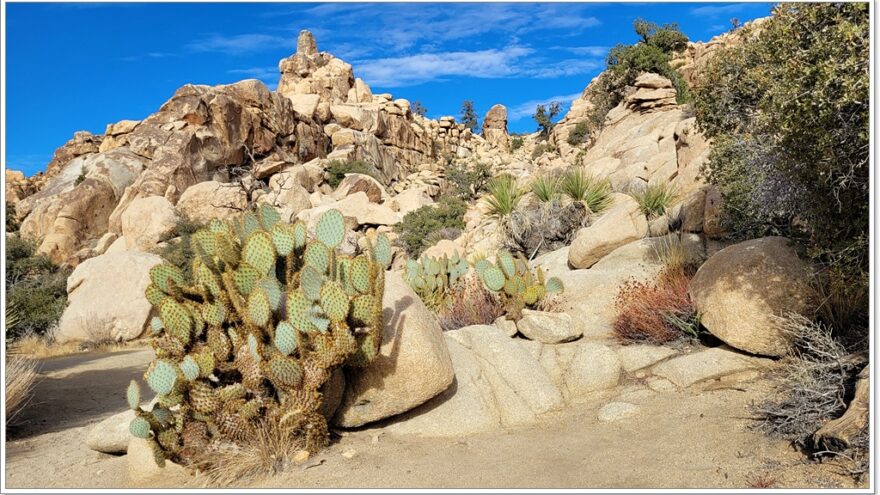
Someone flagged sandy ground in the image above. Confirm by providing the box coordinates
[5,348,864,490]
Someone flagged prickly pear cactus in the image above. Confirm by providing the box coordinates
[128,204,391,467]
[476,250,564,320]
[404,252,470,310]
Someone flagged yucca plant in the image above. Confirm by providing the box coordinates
[631,182,679,218]
[560,168,613,214]
[484,174,525,218]
[530,175,560,203]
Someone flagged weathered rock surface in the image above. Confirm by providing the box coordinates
[568,193,648,269]
[55,251,163,343]
[598,401,640,422]
[121,196,180,251]
[516,310,579,344]
[652,346,772,387]
[175,181,248,223]
[127,437,187,483]
[689,237,815,357]
[333,271,454,427]
[481,104,509,151]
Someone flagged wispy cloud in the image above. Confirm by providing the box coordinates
[553,46,610,57]
[508,92,583,121]
[690,3,750,18]
[187,33,293,55]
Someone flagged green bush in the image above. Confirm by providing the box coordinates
[484,174,525,219]
[693,3,869,333]
[395,195,468,257]
[5,235,70,340]
[586,19,690,129]
[566,122,590,146]
[6,201,20,233]
[530,175,560,203]
[325,160,383,188]
[530,142,557,160]
[561,169,613,214]
[510,135,524,151]
[446,162,492,201]
[630,182,678,218]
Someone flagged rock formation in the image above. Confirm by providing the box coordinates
[481,104,509,151]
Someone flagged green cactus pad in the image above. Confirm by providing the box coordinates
[207,218,228,234]
[195,262,222,297]
[180,355,200,381]
[286,290,312,331]
[149,264,185,294]
[149,316,164,335]
[271,223,296,256]
[243,231,276,276]
[258,203,281,230]
[126,380,141,410]
[234,264,261,296]
[373,234,393,268]
[129,416,152,439]
[160,299,192,345]
[320,281,349,322]
[304,241,330,274]
[315,209,345,248]
[503,276,526,297]
[348,333,379,367]
[145,359,178,396]
[300,265,324,302]
[481,266,506,292]
[292,221,308,250]
[215,231,240,265]
[308,305,330,333]
[202,300,227,327]
[157,428,181,452]
[545,277,564,294]
[145,284,165,307]
[206,326,231,361]
[349,256,371,294]
[191,229,217,259]
[497,251,516,278]
[216,383,246,402]
[523,286,541,305]
[189,380,219,414]
[258,277,283,311]
[239,211,261,238]
[247,333,261,362]
[267,357,302,387]
[474,259,491,277]
[192,351,215,377]
[150,406,173,426]
[348,294,375,328]
[274,321,298,356]
[247,288,272,327]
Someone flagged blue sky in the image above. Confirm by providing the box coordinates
[4,2,773,176]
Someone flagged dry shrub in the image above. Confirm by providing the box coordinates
[746,472,777,489]
[9,326,131,359]
[194,418,306,487]
[6,355,39,424]
[612,266,698,344]
[755,314,868,480]
[438,276,505,331]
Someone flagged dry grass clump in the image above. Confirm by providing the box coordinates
[755,314,868,480]
[438,276,505,331]
[5,355,39,425]
[612,266,699,344]
[9,327,132,359]
[194,418,307,487]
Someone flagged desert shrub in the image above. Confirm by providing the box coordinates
[504,200,587,257]
[530,174,560,203]
[530,142,557,160]
[5,236,69,341]
[630,182,678,218]
[475,250,564,321]
[586,19,690,129]
[438,276,505,331]
[693,3,869,335]
[566,122,590,146]
[395,195,467,257]
[755,314,868,478]
[561,169,613,214]
[5,354,38,425]
[411,100,427,117]
[484,174,525,218]
[533,102,561,137]
[510,135,524,151]
[6,201,20,232]
[325,159,383,188]
[127,205,393,468]
[613,265,699,344]
[460,100,479,133]
[446,162,492,200]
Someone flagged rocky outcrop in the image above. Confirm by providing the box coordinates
[689,237,816,357]
[624,73,678,112]
[568,193,648,269]
[55,251,163,343]
[481,104,509,151]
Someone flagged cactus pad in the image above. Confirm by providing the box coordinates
[126,380,141,410]
[481,266,506,292]
[315,209,345,248]
[258,203,281,230]
[372,234,393,268]
[320,281,349,322]
[129,416,152,439]
[145,359,178,396]
[286,290,312,331]
[243,231,276,276]
[304,242,330,274]
[274,321,298,356]
[180,355,200,381]
[150,264,185,294]
[267,357,302,387]
[349,256,371,294]
[271,223,296,256]
[160,299,191,345]
[545,277,564,294]
[234,264,261,296]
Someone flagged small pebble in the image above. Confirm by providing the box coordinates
[342,449,357,459]
[293,450,310,465]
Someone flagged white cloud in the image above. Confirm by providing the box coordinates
[508,92,583,121]
[554,46,610,57]
[187,34,293,55]
[690,3,749,18]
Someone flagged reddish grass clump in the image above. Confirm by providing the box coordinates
[612,266,698,344]
[438,276,505,331]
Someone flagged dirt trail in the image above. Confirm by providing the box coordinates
[4,348,861,489]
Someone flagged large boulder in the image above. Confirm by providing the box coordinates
[331,173,386,203]
[568,193,648,269]
[121,196,180,251]
[175,181,248,223]
[689,237,816,357]
[333,271,454,427]
[481,104,509,151]
[516,310,579,344]
[55,251,163,343]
